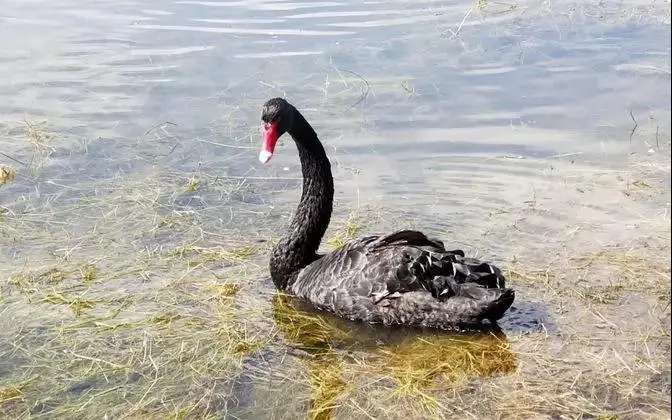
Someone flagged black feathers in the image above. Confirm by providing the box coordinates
[290,229,515,327]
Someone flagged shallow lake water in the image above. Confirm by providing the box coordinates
[1,0,671,419]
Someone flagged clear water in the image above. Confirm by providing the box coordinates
[0,0,670,418]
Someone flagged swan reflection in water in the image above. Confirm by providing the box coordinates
[271,293,518,419]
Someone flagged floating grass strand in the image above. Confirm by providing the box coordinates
[0,166,15,185]
[326,211,362,249]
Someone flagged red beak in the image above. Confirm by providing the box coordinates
[260,121,279,163]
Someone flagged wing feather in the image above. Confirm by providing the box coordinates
[290,230,513,327]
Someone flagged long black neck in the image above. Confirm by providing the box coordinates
[270,110,334,290]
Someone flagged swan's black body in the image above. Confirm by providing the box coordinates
[260,98,515,329]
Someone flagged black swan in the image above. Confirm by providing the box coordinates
[258,98,515,330]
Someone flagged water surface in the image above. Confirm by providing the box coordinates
[0,0,670,418]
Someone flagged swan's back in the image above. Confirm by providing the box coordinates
[290,230,514,329]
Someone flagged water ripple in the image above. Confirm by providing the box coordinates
[176,1,344,10]
[135,24,354,36]
[320,14,443,28]
[131,46,215,56]
[234,51,323,58]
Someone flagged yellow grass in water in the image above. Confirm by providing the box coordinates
[272,293,352,352]
[79,263,99,284]
[326,211,362,249]
[271,293,519,418]
[39,291,99,316]
[172,244,258,268]
[185,176,201,191]
[0,386,23,405]
[0,166,15,185]
[374,333,517,393]
[307,359,350,420]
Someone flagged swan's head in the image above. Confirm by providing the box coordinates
[260,97,294,164]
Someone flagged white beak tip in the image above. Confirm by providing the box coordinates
[259,150,273,164]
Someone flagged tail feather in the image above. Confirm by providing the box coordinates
[479,288,515,322]
[452,281,515,322]
[405,247,506,291]
[387,286,515,330]
[447,256,506,288]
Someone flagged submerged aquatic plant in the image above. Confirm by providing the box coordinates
[0,166,15,185]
